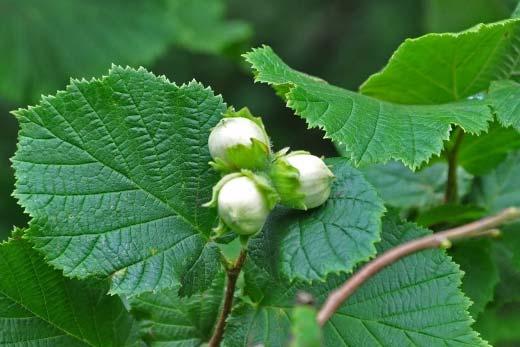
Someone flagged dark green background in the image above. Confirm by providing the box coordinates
[0,0,515,237]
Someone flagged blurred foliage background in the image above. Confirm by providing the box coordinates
[0,1,519,345]
[4,0,514,239]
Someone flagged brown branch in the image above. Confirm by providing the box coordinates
[208,249,247,347]
[445,128,465,203]
[317,207,520,326]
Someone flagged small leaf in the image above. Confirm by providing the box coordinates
[247,158,385,282]
[360,19,520,104]
[0,235,134,346]
[459,122,520,175]
[361,162,472,210]
[224,212,488,346]
[473,151,520,213]
[130,274,224,346]
[416,204,487,227]
[13,66,225,296]
[244,45,495,169]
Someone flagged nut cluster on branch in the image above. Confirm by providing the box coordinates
[204,107,335,237]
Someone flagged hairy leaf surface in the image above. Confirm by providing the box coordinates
[247,158,385,282]
[13,66,224,296]
[0,234,133,346]
[224,213,487,347]
[245,46,495,169]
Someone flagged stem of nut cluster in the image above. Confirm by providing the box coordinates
[208,249,247,347]
[445,128,465,203]
[316,207,520,326]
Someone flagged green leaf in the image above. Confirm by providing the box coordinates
[130,274,224,346]
[247,158,385,282]
[459,122,520,175]
[0,234,134,346]
[244,45,494,169]
[360,19,520,104]
[224,212,488,347]
[488,79,520,131]
[450,239,500,318]
[168,0,251,54]
[473,151,520,212]
[12,66,225,296]
[361,162,472,210]
[473,151,520,270]
[0,0,250,103]
[416,204,487,227]
[289,304,322,347]
[476,301,520,346]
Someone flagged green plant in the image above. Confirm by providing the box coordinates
[3,5,520,347]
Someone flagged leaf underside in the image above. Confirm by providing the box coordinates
[245,18,520,169]
[13,66,224,296]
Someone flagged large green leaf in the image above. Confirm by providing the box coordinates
[361,162,472,209]
[223,213,487,346]
[0,0,250,103]
[130,274,224,346]
[0,232,133,346]
[247,158,385,282]
[12,66,224,296]
[245,46,494,169]
[360,19,520,104]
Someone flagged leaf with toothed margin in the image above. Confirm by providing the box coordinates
[244,45,494,169]
[247,158,385,282]
[359,19,520,104]
[223,212,489,347]
[12,66,224,296]
[0,232,135,346]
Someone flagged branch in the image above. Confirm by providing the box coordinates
[317,207,520,326]
[208,249,247,347]
[445,127,465,203]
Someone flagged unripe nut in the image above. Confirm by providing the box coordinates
[285,153,334,209]
[217,176,270,235]
[208,116,270,171]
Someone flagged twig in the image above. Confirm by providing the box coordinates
[208,249,247,347]
[445,127,465,203]
[317,207,520,326]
